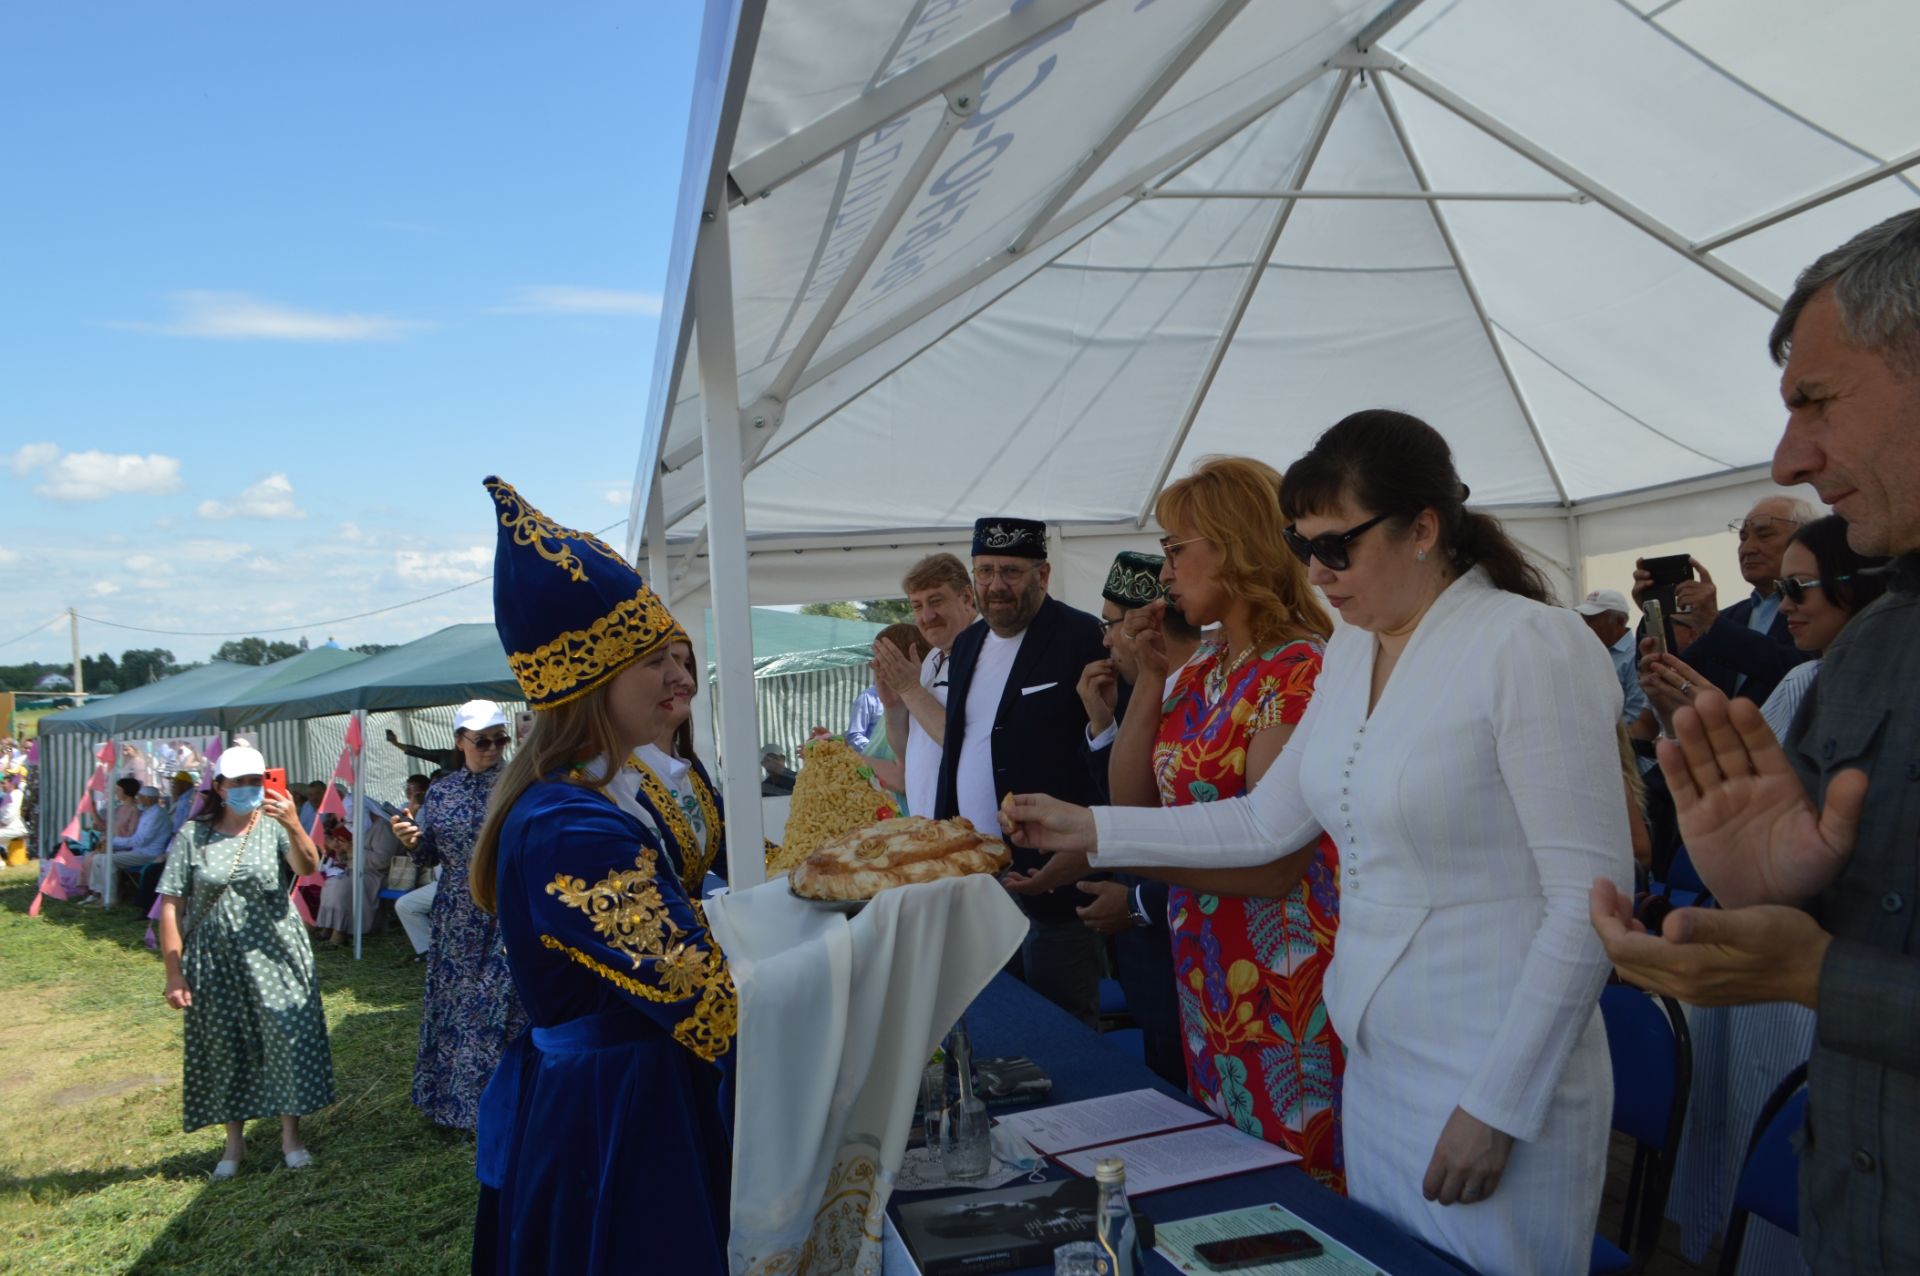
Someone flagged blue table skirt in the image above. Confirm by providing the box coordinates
[885,972,1467,1275]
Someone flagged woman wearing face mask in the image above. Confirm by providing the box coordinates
[468,479,733,1275]
[392,699,526,1130]
[1104,456,1346,1188]
[1004,411,1631,1275]
[156,744,334,1178]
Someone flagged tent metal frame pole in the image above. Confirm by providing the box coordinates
[758,77,983,417]
[644,471,672,607]
[1374,73,1570,507]
[1355,0,1434,51]
[102,735,118,906]
[1384,61,1783,312]
[1566,510,1588,600]
[1135,69,1353,527]
[351,708,366,961]
[728,0,1105,202]
[1692,146,1920,253]
[1141,188,1586,202]
[692,196,767,887]
[1007,0,1254,256]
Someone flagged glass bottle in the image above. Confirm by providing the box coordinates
[941,1016,991,1180]
[1094,1158,1144,1276]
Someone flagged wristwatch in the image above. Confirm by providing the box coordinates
[1127,891,1151,930]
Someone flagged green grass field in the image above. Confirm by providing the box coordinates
[0,866,475,1275]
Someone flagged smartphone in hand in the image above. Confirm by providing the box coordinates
[1643,599,1670,659]
[263,768,290,802]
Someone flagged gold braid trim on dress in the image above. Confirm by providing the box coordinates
[540,850,737,1062]
[509,589,681,709]
[624,757,719,893]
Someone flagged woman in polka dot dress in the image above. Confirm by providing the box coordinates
[157,745,336,1178]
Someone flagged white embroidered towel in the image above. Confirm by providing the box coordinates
[707,872,1028,1276]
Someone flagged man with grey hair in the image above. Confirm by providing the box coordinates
[1592,209,1920,1273]
[1632,491,1817,707]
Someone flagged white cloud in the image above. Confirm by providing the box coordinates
[602,484,632,507]
[121,291,427,342]
[125,553,171,574]
[0,547,20,565]
[89,580,121,597]
[10,443,184,500]
[198,473,307,521]
[497,286,662,316]
[394,546,491,585]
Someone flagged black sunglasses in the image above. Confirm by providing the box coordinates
[468,733,510,751]
[1774,575,1850,606]
[1283,513,1394,571]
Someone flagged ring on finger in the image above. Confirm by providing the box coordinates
[1679,681,1694,695]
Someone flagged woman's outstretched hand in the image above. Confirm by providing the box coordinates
[998,793,1098,854]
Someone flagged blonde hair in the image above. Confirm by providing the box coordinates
[1155,455,1333,650]
[471,687,629,914]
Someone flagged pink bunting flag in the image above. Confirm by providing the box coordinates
[28,844,86,917]
[292,736,357,927]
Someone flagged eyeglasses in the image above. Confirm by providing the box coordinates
[1283,513,1394,571]
[469,733,509,752]
[973,564,1033,585]
[1157,535,1205,564]
[1773,575,1850,605]
[1729,516,1801,541]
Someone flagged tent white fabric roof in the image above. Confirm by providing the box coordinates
[632,0,1919,878]
[632,0,1919,610]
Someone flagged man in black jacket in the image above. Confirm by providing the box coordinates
[936,517,1107,1025]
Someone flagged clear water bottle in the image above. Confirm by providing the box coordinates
[940,1017,991,1180]
[1094,1158,1144,1276]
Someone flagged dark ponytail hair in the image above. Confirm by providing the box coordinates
[195,781,227,824]
[1279,409,1555,605]
[1789,515,1891,616]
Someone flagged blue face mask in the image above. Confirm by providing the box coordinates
[225,785,265,813]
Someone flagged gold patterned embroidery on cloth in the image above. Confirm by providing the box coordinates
[625,758,710,893]
[487,477,629,584]
[687,769,722,885]
[742,1151,882,1276]
[509,588,679,706]
[541,850,737,1062]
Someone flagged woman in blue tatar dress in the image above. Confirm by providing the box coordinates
[469,477,735,1276]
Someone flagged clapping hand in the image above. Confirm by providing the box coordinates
[871,637,923,699]
[1659,690,1865,906]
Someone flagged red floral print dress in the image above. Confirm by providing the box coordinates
[1155,638,1345,1191]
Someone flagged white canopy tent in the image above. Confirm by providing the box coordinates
[633,0,1920,881]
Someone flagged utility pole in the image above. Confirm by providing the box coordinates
[69,608,84,697]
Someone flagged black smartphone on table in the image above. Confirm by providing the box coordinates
[1195,1229,1325,1269]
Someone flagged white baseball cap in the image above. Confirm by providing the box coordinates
[454,700,508,734]
[1575,588,1631,617]
[217,745,267,780]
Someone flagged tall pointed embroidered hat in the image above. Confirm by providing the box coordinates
[485,476,684,709]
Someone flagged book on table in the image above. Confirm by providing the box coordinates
[893,1177,1153,1276]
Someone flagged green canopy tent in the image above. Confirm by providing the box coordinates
[221,624,520,723]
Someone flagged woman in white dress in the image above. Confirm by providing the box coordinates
[1004,411,1632,1276]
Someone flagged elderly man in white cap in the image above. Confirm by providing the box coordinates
[86,783,176,900]
[1576,587,1651,729]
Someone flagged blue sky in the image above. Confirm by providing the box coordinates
[1,1,704,667]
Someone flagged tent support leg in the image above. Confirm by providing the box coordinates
[1135,69,1353,527]
[694,196,767,887]
[351,709,366,961]
[103,736,118,906]
[645,476,672,606]
[1374,73,1570,509]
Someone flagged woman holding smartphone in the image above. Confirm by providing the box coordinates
[156,744,334,1177]
[1004,412,1630,1275]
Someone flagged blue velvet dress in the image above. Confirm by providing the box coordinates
[475,776,736,1275]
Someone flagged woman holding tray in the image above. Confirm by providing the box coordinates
[1005,412,1630,1275]
[470,478,734,1276]
[1102,455,1346,1191]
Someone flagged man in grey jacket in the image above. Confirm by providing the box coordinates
[1592,209,1920,1273]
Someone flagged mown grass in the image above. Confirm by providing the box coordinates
[0,865,476,1275]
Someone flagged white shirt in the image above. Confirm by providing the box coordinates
[634,742,710,858]
[903,648,950,819]
[955,628,1025,834]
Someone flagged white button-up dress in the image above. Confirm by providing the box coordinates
[1093,568,1632,1275]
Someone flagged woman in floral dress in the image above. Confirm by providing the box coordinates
[393,700,527,1129]
[1106,456,1346,1189]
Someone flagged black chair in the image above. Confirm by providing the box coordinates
[1715,1062,1809,1276]
[1591,983,1692,1273]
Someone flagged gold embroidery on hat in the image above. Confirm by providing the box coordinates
[487,477,628,584]
[509,588,679,707]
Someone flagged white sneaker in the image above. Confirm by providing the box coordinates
[212,1159,241,1180]
[283,1148,313,1170]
